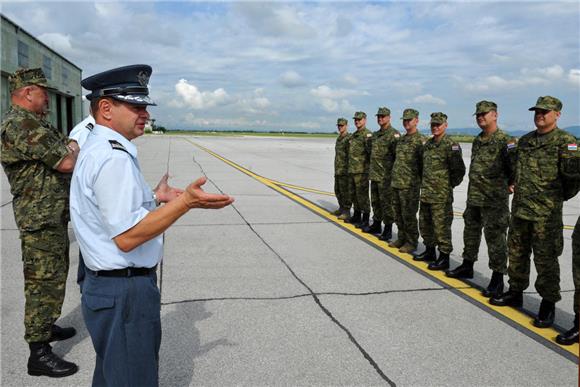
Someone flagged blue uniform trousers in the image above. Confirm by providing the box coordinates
[81,270,161,387]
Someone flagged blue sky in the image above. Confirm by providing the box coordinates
[3,1,579,132]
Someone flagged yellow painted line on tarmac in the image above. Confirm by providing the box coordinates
[268,179,335,196]
[187,139,578,358]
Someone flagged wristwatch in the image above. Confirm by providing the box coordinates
[152,191,160,206]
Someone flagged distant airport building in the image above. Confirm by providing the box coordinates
[1,14,82,134]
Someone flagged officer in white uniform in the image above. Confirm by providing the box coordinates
[70,64,234,387]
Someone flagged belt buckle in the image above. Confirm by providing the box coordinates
[126,268,133,277]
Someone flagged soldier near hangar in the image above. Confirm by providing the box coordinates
[333,118,353,220]
[389,108,426,253]
[362,107,400,240]
[1,68,80,377]
[446,101,516,299]
[414,112,466,271]
[345,111,372,227]
[490,96,580,329]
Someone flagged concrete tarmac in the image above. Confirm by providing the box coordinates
[1,134,578,386]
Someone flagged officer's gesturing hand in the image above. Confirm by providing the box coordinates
[154,173,184,203]
[181,176,235,209]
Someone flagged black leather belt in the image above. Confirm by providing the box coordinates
[89,265,157,277]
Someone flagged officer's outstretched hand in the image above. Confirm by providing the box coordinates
[182,176,234,209]
[154,173,184,203]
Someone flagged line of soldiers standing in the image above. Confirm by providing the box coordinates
[333,96,580,346]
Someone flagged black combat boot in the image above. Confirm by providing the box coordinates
[413,246,436,262]
[533,299,555,328]
[489,289,523,307]
[345,211,361,224]
[379,223,392,241]
[356,212,370,229]
[363,219,382,234]
[338,208,351,220]
[556,314,579,345]
[388,239,405,248]
[50,325,76,342]
[428,250,450,271]
[28,342,78,378]
[481,271,504,298]
[445,259,474,279]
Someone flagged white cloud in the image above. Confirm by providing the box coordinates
[280,71,305,88]
[310,85,364,112]
[343,74,359,85]
[37,32,73,54]
[173,79,230,110]
[411,94,446,106]
[569,69,580,86]
[521,65,564,80]
[465,65,567,92]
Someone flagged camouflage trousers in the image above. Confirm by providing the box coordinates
[507,212,563,303]
[349,173,370,213]
[462,204,508,273]
[21,226,70,343]
[334,175,352,210]
[573,216,580,313]
[370,179,394,225]
[392,186,420,247]
[419,200,454,254]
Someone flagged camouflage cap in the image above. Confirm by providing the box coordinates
[430,112,448,124]
[337,118,348,126]
[474,100,497,115]
[353,111,367,120]
[9,68,52,93]
[528,96,562,112]
[375,107,391,116]
[401,108,419,120]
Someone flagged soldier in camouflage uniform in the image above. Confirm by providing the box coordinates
[389,109,426,253]
[414,112,466,271]
[1,69,79,377]
[363,107,400,239]
[446,101,515,299]
[333,118,352,220]
[345,112,372,226]
[557,215,580,345]
[490,96,580,330]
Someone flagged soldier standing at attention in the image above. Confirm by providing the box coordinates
[345,112,372,227]
[363,107,400,239]
[1,68,80,377]
[389,109,426,253]
[446,101,515,299]
[414,112,466,270]
[333,118,352,220]
[490,96,579,329]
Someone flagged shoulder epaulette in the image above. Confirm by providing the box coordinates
[109,140,129,154]
[86,123,94,131]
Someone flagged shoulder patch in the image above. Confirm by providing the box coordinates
[507,141,516,150]
[109,140,129,154]
[394,133,400,138]
[86,123,94,131]
[451,144,461,151]
[366,133,372,138]
[568,143,578,151]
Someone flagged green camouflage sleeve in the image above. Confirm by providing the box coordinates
[449,142,466,188]
[503,137,518,185]
[560,140,580,200]
[13,118,69,169]
[417,142,424,178]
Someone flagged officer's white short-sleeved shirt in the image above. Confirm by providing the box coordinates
[69,115,95,148]
[70,124,162,271]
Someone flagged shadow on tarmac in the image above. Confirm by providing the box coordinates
[160,301,234,386]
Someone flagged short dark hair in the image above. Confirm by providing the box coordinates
[90,97,120,114]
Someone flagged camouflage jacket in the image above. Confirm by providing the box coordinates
[420,134,466,203]
[391,131,426,189]
[512,127,579,220]
[334,133,350,176]
[1,105,70,231]
[369,125,400,181]
[348,127,372,174]
[467,128,515,207]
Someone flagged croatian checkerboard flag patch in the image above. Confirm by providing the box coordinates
[451,145,460,151]
[507,142,516,149]
[568,143,578,151]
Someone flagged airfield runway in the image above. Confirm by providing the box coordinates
[1,134,578,386]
